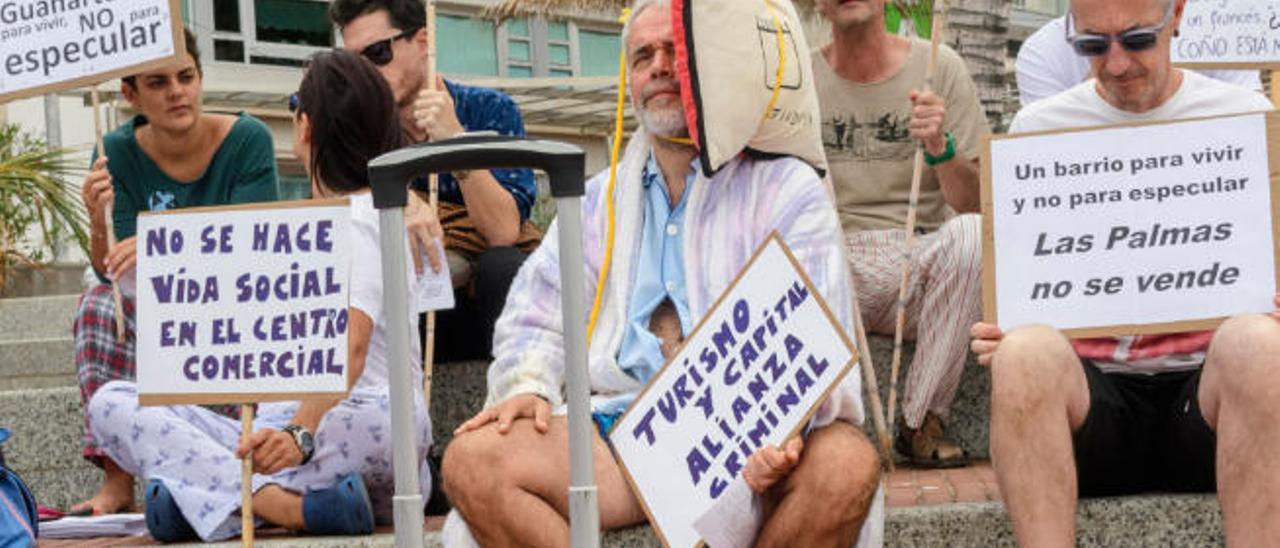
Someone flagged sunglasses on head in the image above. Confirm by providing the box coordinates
[358,27,421,66]
[1064,1,1174,57]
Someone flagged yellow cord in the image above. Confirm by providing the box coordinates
[762,0,786,125]
[584,3,784,344]
[585,7,632,345]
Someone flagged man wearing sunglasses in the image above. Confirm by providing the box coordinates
[1015,13,1260,107]
[330,0,540,365]
[975,0,1277,545]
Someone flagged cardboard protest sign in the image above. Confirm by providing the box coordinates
[982,112,1280,338]
[0,0,184,102]
[611,234,858,548]
[135,199,352,405]
[1172,0,1280,69]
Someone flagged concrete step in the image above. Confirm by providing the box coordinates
[32,497,1224,547]
[1,387,99,510]
[0,294,81,341]
[0,263,86,298]
[0,336,76,390]
[3,375,1224,546]
[862,338,990,461]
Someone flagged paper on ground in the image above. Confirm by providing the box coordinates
[39,513,147,538]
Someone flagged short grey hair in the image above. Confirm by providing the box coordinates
[622,0,670,48]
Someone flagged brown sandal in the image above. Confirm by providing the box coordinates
[896,412,970,468]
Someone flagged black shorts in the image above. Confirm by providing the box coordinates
[1073,360,1217,497]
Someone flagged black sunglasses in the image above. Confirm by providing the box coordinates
[1064,1,1174,57]
[288,92,300,114]
[358,27,421,66]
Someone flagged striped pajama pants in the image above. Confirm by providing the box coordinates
[845,214,983,429]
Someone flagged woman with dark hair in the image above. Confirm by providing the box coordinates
[71,26,277,516]
[83,50,434,541]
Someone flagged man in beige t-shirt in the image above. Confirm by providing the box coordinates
[814,0,988,467]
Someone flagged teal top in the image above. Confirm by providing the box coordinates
[102,113,280,240]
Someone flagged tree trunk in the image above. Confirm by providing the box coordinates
[943,0,1010,131]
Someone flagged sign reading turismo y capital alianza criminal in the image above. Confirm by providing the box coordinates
[0,0,184,102]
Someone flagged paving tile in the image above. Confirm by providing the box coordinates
[886,487,920,507]
[952,481,993,503]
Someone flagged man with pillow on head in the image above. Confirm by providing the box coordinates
[972,0,1277,545]
[812,0,989,468]
[440,0,882,546]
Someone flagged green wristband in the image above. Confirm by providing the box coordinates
[924,132,956,166]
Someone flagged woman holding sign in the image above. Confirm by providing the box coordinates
[85,50,436,541]
[71,27,279,516]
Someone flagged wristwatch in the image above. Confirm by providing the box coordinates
[282,425,315,465]
[924,132,956,166]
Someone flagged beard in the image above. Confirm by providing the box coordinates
[634,78,689,138]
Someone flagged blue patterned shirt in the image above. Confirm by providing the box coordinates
[410,80,537,220]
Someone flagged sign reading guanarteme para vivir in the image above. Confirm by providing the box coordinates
[0,0,185,103]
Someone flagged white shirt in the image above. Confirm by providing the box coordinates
[1011,70,1273,133]
[1016,17,1261,107]
[347,192,423,395]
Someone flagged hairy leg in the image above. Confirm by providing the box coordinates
[988,325,1089,548]
[443,417,645,548]
[756,421,880,548]
[1199,314,1280,547]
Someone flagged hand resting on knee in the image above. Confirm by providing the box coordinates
[455,393,552,435]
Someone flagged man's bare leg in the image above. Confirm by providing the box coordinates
[70,458,135,515]
[988,325,1090,548]
[1198,314,1280,546]
[755,421,879,548]
[443,416,646,548]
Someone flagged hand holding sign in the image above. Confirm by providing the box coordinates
[968,322,1003,367]
[741,437,803,494]
[237,429,304,475]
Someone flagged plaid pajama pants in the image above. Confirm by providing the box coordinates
[73,282,238,463]
[846,214,983,430]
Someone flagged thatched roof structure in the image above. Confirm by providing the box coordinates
[483,0,829,20]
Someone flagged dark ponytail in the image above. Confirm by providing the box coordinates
[297,49,403,194]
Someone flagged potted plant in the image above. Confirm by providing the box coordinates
[0,123,89,293]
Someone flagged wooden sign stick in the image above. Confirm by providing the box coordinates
[240,404,254,547]
[422,0,440,411]
[1271,69,1278,109]
[853,293,893,470]
[820,172,893,468]
[90,85,127,343]
[886,0,947,448]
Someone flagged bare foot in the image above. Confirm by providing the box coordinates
[69,459,135,515]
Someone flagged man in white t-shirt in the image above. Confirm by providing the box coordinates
[973,0,1278,545]
[1016,15,1261,106]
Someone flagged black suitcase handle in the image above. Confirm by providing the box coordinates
[368,135,586,209]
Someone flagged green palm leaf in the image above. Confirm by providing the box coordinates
[0,124,89,290]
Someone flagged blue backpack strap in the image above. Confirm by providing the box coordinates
[0,428,39,542]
